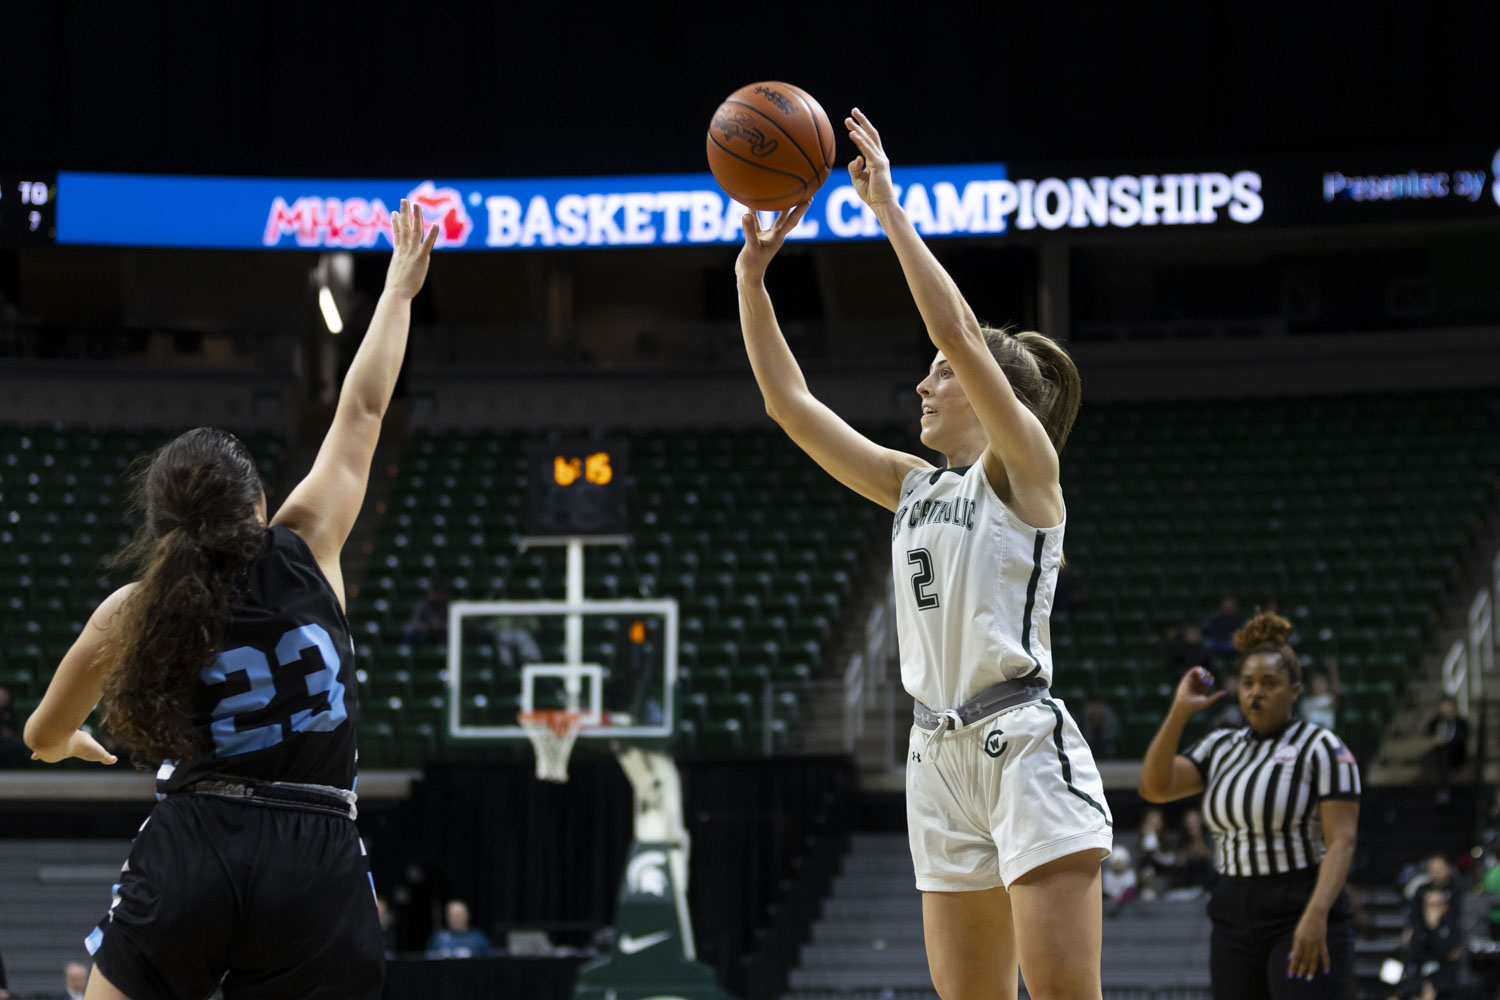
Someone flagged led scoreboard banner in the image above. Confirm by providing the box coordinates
[523,439,628,537]
[7,148,1496,249]
[0,172,57,246]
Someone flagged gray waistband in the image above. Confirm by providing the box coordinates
[174,779,358,820]
[913,679,1050,731]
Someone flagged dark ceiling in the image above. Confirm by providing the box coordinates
[3,1,1496,178]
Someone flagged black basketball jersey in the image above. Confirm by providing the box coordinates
[157,525,358,795]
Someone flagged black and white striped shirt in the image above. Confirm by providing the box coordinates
[1184,719,1360,878]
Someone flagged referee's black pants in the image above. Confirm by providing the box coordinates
[1207,868,1355,1000]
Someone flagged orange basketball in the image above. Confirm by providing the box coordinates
[706,81,836,212]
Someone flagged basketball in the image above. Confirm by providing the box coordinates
[706,81,836,212]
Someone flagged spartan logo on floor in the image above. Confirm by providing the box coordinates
[627,851,669,897]
[984,729,1008,758]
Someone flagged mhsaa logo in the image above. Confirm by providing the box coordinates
[407,181,473,247]
[263,181,473,248]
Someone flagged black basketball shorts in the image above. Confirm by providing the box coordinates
[87,793,383,1000]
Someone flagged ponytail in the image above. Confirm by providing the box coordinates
[99,429,265,763]
[981,327,1083,451]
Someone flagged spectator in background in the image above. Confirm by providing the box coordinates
[0,688,26,768]
[1102,846,1138,917]
[1484,860,1500,941]
[425,899,492,958]
[0,940,8,1000]
[494,616,543,669]
[1402,889,1462,1000]
[1404,855,1463,941]
[1164,624,1207,684]
[1135,808,1175,900]
[1172,809,1215,894]
[1082,695,1119,761]
[63,961,87,1000]
[402,586,449,646]
[1423,698,1469,799]
[1300,659,1341,731]
[1202,596,1246,658]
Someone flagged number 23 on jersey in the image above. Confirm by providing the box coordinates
[200,624,349,757]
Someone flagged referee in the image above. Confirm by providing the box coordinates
[1139,612,1360,999]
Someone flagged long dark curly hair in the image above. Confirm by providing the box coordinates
[99,428,267,763]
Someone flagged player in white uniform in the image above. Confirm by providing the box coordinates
[735,109,1111,1000]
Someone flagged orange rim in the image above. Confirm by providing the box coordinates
[518,710,586,737]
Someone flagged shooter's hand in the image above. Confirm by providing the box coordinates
[735,201,811,283]
[845,108,896,209]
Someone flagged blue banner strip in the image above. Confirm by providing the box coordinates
[55,165,1010,251]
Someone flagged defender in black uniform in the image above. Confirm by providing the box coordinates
[25,200,439,1000]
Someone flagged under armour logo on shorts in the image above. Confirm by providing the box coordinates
[984,730,1008,758]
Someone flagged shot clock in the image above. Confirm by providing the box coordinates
[523,439,628,537]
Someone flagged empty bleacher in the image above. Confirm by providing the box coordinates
[785,832,1214,999]
[0,425,286,728]
[353,427,898,765]
[2,387,1495,770]
[1050,390,1499,757]
[0,839,130,996]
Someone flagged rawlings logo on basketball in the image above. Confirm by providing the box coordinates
[753,86,795,114]
[713,110,778,157]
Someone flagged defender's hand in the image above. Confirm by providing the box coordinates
[32,729,118,765]
[385,198,439,299]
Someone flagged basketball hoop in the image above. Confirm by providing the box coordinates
[518,710,586,783]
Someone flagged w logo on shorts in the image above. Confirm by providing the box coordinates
[984,729,1008,758]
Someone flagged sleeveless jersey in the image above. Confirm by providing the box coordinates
[890,464,1065,711]
[158,525,358,794]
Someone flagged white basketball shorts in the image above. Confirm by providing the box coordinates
[906,696,1113,891]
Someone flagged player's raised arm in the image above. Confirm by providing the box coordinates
[736,203,929,511]
[846,109,1071,516]
[271,199,437,601]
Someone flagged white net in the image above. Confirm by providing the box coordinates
[518,711,585,783]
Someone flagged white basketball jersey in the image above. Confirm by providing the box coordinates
[890,463,1065,711]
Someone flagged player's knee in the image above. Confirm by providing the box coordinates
[930,967,1017,1000]
[1016,966,1099,1000]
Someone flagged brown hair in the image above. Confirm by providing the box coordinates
[980,327,1083,451]
[1233,611,1301,684]
[99,428,266,762]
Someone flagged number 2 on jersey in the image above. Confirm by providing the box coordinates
[199,624,349,757]
[907,548,940,610]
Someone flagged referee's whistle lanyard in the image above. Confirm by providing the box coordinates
[921,709,965,762]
